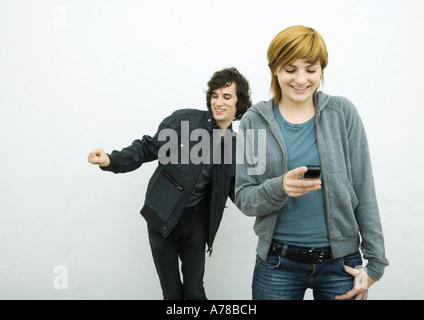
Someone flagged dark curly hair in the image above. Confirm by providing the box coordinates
[206,67,252,120]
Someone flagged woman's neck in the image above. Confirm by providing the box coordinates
[278,98,316,124]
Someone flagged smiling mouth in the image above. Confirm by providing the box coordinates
[214,107,226,113]
[291,86,310,93]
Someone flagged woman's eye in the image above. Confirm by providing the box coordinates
[307,70,317,73]
[285,69,295,73]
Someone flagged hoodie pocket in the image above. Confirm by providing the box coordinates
[325,174,359,239]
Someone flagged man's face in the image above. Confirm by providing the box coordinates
[210,83,237,129]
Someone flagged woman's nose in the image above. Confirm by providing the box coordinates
[295,72,307,85]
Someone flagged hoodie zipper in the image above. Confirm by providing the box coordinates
[268,121,289,240]
[315,113,334,258]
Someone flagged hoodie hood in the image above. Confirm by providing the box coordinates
[248,91,332,123]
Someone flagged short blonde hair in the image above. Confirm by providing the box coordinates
[267,25,328,103]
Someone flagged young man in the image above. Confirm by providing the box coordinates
[88,68,251,300]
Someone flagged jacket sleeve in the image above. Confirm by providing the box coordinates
[235,112,288,217]
[344,99,389,281]
[100,112,180,174]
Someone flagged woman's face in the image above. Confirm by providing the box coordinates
[274,58,322,105]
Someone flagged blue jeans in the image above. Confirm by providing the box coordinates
[252,247,362,300]
[148,202,207,300]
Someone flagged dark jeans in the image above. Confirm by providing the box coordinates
[253,248,363,300]
[148,202,207,300]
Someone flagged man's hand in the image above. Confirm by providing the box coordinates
[87,147,110,167]
[283,166,322,197]
[334,265,377,300]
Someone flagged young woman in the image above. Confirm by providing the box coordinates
[235,25,388,300]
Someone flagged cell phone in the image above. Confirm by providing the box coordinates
[304,165,321,179]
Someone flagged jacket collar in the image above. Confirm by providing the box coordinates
[205,108,234,133]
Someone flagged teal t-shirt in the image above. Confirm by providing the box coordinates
[273,104,329,247]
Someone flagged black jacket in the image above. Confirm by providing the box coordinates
[101,108,236,253]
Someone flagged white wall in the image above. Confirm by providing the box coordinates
[1,0,423,300]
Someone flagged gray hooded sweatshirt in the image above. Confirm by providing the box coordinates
[235,91,388,281]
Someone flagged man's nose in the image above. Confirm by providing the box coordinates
[215,96,224,106]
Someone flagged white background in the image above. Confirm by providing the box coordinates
[1,0,423,300]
